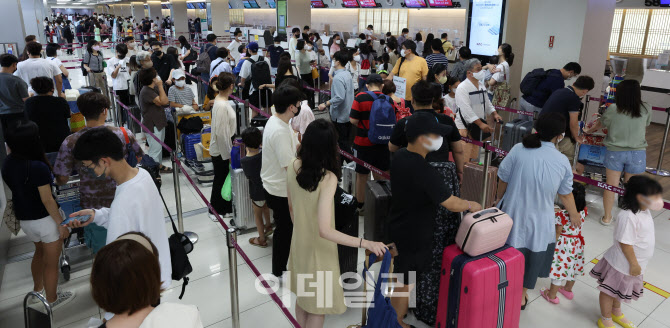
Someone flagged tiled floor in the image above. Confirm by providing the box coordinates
[3,49,670,328]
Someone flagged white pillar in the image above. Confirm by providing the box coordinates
[211,0,230,37]
[132,2,144,21]
[1,0,27,54]
[20,0,46,43]
[170,0,188,40]
[286,0,310,32]
[148,1,163,21]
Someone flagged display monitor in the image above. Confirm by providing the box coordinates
[427,0,453,7]
[186,2,195,9]
[243,0,260,8]
[467,0,506,57]
[661,0,669,6]
[197,2,206,9]
[342,0,360,8]
[267,0,276,8]
[359,0,380,7]
[311,0,326,7]
[404,0,427,7]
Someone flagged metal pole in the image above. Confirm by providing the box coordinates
[226,228,241,328]
[171,109,199,244]
[646,107,670,177]
[481,140,492,208]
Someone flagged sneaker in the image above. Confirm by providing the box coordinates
[208,212,218,222]
[49,290,76,311]
[28,289,44,305]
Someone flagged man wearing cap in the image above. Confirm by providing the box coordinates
[239,42,273,112]
[168,69,198,113]
[349,73,391,213]
[387,86,481,327]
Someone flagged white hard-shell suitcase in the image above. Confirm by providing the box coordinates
[230,168,256,231]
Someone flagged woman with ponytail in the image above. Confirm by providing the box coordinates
[496,112,582,311]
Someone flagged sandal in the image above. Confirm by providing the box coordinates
[540,288,560,304]
[557,287,574,300]
[264,226,274,237]
[521,296,528,310]
[249,237,268,248]
[160,166,174,174]
[600,216,613,226]
[612,313,636,328]
[597,318,616,328]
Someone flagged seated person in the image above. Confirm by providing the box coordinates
[90,232,203,327]
[168,69,198,113]
[25,76,70,153]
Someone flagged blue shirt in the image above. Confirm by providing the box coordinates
[522,69,565,108]
[497,142,573,252]
[200,43,218,61]
[329,68,354,123]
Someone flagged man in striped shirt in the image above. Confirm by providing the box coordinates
[168,69,198,113]
[425,39,449,70]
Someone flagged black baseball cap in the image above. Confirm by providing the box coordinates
[405,112,450,139]
[366,73,383,84]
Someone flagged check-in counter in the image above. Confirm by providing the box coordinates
[640,65,670,124]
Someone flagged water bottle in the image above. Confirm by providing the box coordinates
[7,47,13,55]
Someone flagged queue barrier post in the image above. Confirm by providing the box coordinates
[226,228,241,328]
[481,140,492,208]
[171,109,199,244]
[646,107,670,177]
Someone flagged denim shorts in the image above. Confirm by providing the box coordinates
[604,150,646,174]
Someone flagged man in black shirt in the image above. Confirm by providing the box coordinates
[540,75,594,167]
[150,41,179,89]
[388,88,481,328]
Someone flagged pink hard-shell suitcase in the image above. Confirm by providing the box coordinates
[455,208,513,257]
[435,244,524,328]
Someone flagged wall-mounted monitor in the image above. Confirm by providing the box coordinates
[197,2,206,9]
[359,0,381,8]
[427,0,453,7]
[661,0,669,6]
[267,0,276,8]
[342,0,360,8]
[467,0,506,57]
[404,0,427,8]
[186,3,195,9]
[161,4,170,9]
[311,0,327,8]
[243,0,260,8]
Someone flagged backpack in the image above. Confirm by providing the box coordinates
[195,44,213,74]
[360,54,371,75]
[520,68,549,96]
[247,57,272,90]
[367,91,396,144]
[394,98,411,121]
[63,26,73,39]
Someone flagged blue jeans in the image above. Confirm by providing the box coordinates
[604,149,646,174]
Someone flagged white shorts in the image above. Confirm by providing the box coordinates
[21,216,60,244]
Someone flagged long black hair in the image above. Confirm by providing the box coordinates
[87,39,100,54]
[296,119,341,192]
[5,120,52,171]
[499,43,514,66]
[572,182,586,213]
[423,33,434,56]
[620,176,663,214]
[615,79,646,118]
[178,35,189,47]
[277,56,294,77]
[522,113,566,148]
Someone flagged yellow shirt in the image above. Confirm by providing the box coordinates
[441,40,454,54]
[391,55,429,101]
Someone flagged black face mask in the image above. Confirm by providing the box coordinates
[154,50,162,57]
[293,103,301,117]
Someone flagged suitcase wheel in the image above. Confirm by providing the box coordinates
[61,264,71,281]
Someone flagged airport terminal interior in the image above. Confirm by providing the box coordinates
[2,0,670,327]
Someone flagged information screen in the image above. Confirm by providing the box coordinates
[243,0,260,8]
[267,0,276,8]
[467,0,506,56]
[342,0,360,8]
[311,0,326,8]
[661,0,669,6]
[359,0,378,7]
[186,3,195,9]
[404,0,427,7]
[428,0,453,7]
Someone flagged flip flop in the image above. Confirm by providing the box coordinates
[249,237,268,248]
[600,216,613,226]
[160,166,174,174]
[264,227,274,237]
[540,288,560,304]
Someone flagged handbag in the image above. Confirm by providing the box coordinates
[458,108,490,142]
[362,252,402,328]
[491,64,511,108]
[221,170,232,201]
[311,66,319,80]
[3,200,20,236]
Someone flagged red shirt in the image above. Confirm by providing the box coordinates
[350,91,384,147]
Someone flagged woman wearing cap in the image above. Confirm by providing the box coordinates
[90,232,203,327]
[496,112,581,310]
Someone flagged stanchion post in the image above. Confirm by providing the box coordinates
[226,228,241,328]
[481,141,492,208]
[171,109,199,244]
[646,107,670,177]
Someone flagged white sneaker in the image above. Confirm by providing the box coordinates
[208,212,218,222]
[28,289,45,305]
[50,290,76,311]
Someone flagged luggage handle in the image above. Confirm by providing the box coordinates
[472,208,499,218]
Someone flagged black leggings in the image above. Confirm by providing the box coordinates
[210,156,233,215]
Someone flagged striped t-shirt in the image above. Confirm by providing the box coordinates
[168,85,195,106]
[426,53,449,70]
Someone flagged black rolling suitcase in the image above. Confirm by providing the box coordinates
[162,121,176,157]
[334,187,359,278]
[363,180,392,243]
[128,105,142,134]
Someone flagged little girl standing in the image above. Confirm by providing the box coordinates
[541,182,587,304]
[590,176,662,328]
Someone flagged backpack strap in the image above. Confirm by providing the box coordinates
[396,57,406,76]
[120,127,130,144]
[365,91,378,101]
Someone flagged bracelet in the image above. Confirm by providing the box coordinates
[467,201,471,210]
[359,238,363,248]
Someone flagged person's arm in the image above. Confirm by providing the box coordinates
[451,141,465,182]
[441,195,482,213]
[38,184,68,239]
[421,59,428,80]
[557,193,581,228]
[17,80,29,102]
[569,111,583,143]
[455,86,489,132]
[584,118,603,134]
[388,143,400,152]
[316,172,388,256]
[59,64,69,78]
[621,243,641,276]
[387,59,400,79]
[111,63,121,79]
[168,89,183,108]
[54,74,64,97]
[152,81,169,106]
[327,78,345,109]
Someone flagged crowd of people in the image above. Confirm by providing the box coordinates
[0,18,661,328]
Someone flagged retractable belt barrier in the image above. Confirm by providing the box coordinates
[111,93,301,328]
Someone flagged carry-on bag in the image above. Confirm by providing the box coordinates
[501,119,533,153]
[460,162,498,207]
[334,187,359,278]
[24,292,52,328]
[436,244,524,328]
[342,161,356,196]
[182,133,202,161]
[455,208,513,257]
[577,144,606,167]
[360,250,402,328]
[363,180,392,243]
[230,168,255,230]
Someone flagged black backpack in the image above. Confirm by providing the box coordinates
[520,68,550,96]
[177,116,204,134]
[247,57,272,90]
[63,26,73,40]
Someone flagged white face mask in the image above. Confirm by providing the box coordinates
[353,55,361,62]
[335,39,341,44]
[400,49,406,57]
[175,80,186,87]
[472,70,486,81]
[306,45,313,51]
[92,46,101,51]
[424,136,443,152]
[275,43,280,46]
[643,196,664,211]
